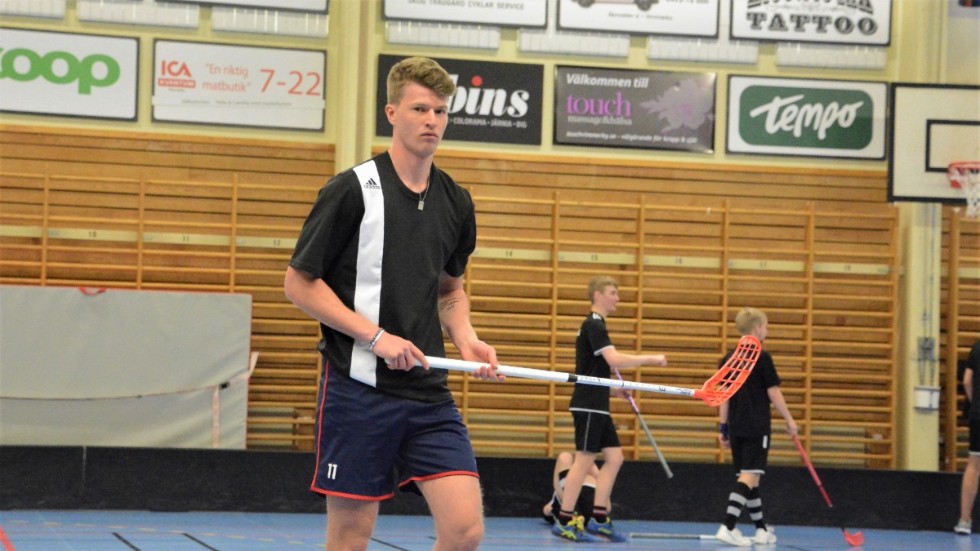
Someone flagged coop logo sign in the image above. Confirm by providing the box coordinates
[0,48,120,94]
[0,28,138,120]
[731,0,892,46]
[727,76,886,159]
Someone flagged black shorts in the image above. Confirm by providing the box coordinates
[730,434,770,475]
[970,418,980,454]
[572,410,620,454]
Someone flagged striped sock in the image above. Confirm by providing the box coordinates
[591,506,609,524]
[556,509,575,525]
[748,487,766,529]
[724,482,752,530]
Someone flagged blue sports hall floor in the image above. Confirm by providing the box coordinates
[0,510,970,551]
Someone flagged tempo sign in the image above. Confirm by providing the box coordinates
[726,75,887,159]
[0,28,138,120]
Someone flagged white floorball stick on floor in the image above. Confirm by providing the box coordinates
[629,532,717,540]
[612,366,673,479]
[425,335,761,407]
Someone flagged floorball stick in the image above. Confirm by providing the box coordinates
[612,366,673,478]
[792,435,865,547]
[425,335,761,407]
[629,532,716,540]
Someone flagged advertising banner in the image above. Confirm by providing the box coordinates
[558,0,719,37]
[727,76,887,159]
[170,0,328,11]
[554,66,715,153]
[384,0,547,27]
[0,28,138,120]
[730,0,892,46]
[153,40,325,131]
[376,54,543,146]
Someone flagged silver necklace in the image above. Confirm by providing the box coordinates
[418,176,430,211]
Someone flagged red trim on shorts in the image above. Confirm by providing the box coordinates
[309,361,330,493]
[309,363,398,502]
[311,487,395,501]
[399,470,479,488]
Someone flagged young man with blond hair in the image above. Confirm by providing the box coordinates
[553,276,667,542]
[285,56,502,551]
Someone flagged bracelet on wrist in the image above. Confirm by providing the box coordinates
[368,328,385,351]
[719,422,729,439]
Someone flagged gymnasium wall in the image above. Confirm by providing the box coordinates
[0,123,904,470]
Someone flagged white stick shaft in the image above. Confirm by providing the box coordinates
[630,533,716,540]
[424,357,697,398]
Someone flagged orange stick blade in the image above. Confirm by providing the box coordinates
[694,335,761,406]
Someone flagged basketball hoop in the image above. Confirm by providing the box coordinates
[948,161,980,218]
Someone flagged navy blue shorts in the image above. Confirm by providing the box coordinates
[731,434,770,475]
[311,362,478,500]
[571,411,620,453]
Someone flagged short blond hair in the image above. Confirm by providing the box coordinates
[734,307,767,336]
[588,276,617,303]
[386,56,456,105]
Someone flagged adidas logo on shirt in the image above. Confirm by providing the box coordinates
[363,178,380,190]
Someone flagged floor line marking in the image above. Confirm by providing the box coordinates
[112,533,141,550]
[184,533,221,550]
[369,537,413,551]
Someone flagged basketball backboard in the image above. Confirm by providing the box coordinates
[888,83,980,204]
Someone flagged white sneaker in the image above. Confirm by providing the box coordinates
[955,519,972,535]
[753,526,777,544]
[715,525,752,547]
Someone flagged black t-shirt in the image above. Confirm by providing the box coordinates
[721,348,780,437]
[570,312,614,414]
[289,152,477,402]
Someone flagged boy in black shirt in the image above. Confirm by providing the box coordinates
[715,307,797,546]
[956,340,980,535]
[553,276,667,542]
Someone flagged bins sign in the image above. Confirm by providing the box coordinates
[0,28,138,120]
